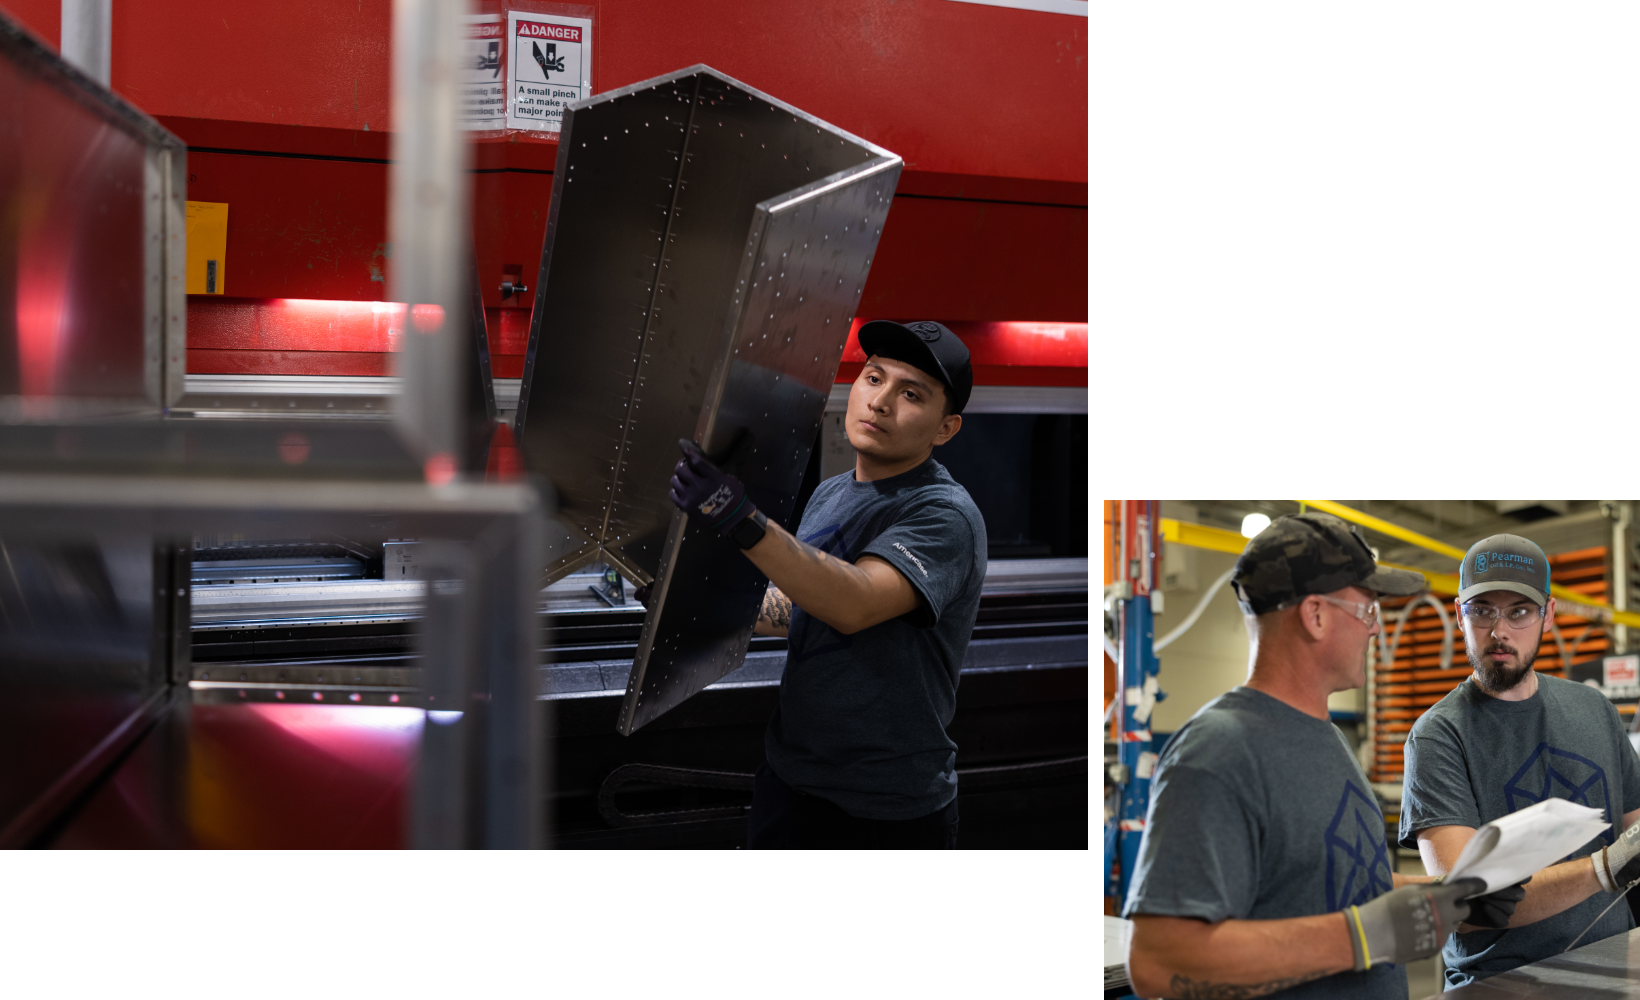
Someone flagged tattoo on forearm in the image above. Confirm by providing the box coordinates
[1165,970,1332,999]
[758,587,792,630]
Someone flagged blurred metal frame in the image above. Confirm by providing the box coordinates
[0,471,546,848]
[0,12,187,412]
[389,0,471,466]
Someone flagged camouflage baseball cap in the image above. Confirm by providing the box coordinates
[1232,512,1427,616]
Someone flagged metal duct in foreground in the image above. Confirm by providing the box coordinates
[515,65,901,733]
[0,12,186,418]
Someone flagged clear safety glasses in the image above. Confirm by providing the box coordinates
[1459,602,1546,631]
[1314,593,1380,627]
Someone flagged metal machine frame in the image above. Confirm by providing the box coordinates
[0,465,546,848]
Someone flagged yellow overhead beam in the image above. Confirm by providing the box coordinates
[1160,519,1457,590]
[1305,499,1640,629]
[1162,512,1640,628]
[1380,561,1460,597]
[1300,499,1468,561]
[1160,517,1247,556]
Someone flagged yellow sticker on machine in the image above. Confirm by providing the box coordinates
[185,201,229,295]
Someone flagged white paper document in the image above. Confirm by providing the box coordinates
[1446,799,1611,895]
[1103,916,1134,991]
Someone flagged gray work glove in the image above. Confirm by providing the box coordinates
[1345,879,1482,970]
[1596,821,1640,892]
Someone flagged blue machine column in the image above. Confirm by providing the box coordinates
[1105,500,1163,907]
[1115,592,1160,902]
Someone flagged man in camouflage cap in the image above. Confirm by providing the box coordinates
[1125,513,1524,999]
[1230,511,1428,616]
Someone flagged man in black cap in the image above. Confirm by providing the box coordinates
[1124,512,1524,999]
[667,320,985,848]
[1400,533,1640,987]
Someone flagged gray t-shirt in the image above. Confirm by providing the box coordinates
[764,458,987,821]
[1399,673,1640,987]
[1124,687,1406,1000]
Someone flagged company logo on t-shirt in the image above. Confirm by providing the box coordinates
[892,542,928,577]
[1505,742,1615,846]
[1324,782,1393,911]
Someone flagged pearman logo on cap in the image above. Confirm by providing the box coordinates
[907,322,942,342]
[1476,551,1536,573]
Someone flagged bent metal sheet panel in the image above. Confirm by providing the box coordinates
[513,65,900,733]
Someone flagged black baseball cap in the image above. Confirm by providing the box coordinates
[857,320,974,414]
[1232,512,1427,616]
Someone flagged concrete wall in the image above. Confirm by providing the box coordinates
[1151,543,1248,734]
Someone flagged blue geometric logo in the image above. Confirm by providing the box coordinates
[1325,782,1393,910]
[1504,743,1614,847]
[1475,552,1489,574]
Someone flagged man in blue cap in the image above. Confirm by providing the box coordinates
[1401,533,1640,987]
[666,320,985,848]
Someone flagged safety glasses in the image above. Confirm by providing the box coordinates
[1459,602,1545,631]
[1314,593,1380,627]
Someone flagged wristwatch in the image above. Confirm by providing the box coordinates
[729,508,768,550]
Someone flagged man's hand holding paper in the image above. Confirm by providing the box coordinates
[1444,799,1613,896]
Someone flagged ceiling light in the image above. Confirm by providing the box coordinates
[1241,513,1271,538]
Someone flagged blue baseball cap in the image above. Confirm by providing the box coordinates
[1459,534,1550,606]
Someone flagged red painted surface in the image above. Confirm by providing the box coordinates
[187,297,401,375]
[113,0,397,136]
[48,703,419,849]
[862,193,1087,323]
[2,0,1088,372]
[172,119,566,308]
[181,146,391,302]
[486,422,524,481]
[186,296,533,377]
[485,307,532,377]
[185,704,416,849]
[93,0,1083,184]
[0,0,54,47]
[838,320,1088,387]
[188,298,1085,387]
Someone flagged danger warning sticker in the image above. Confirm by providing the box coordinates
[461,14,505,131]
[506,11,592,134]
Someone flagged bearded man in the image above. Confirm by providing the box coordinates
[1400,533,1640,987]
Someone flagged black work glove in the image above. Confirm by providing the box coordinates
[1346,878,1482,970]
[668,439,757,537]
[1462,877,1529,929]
[633,585,652,609]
